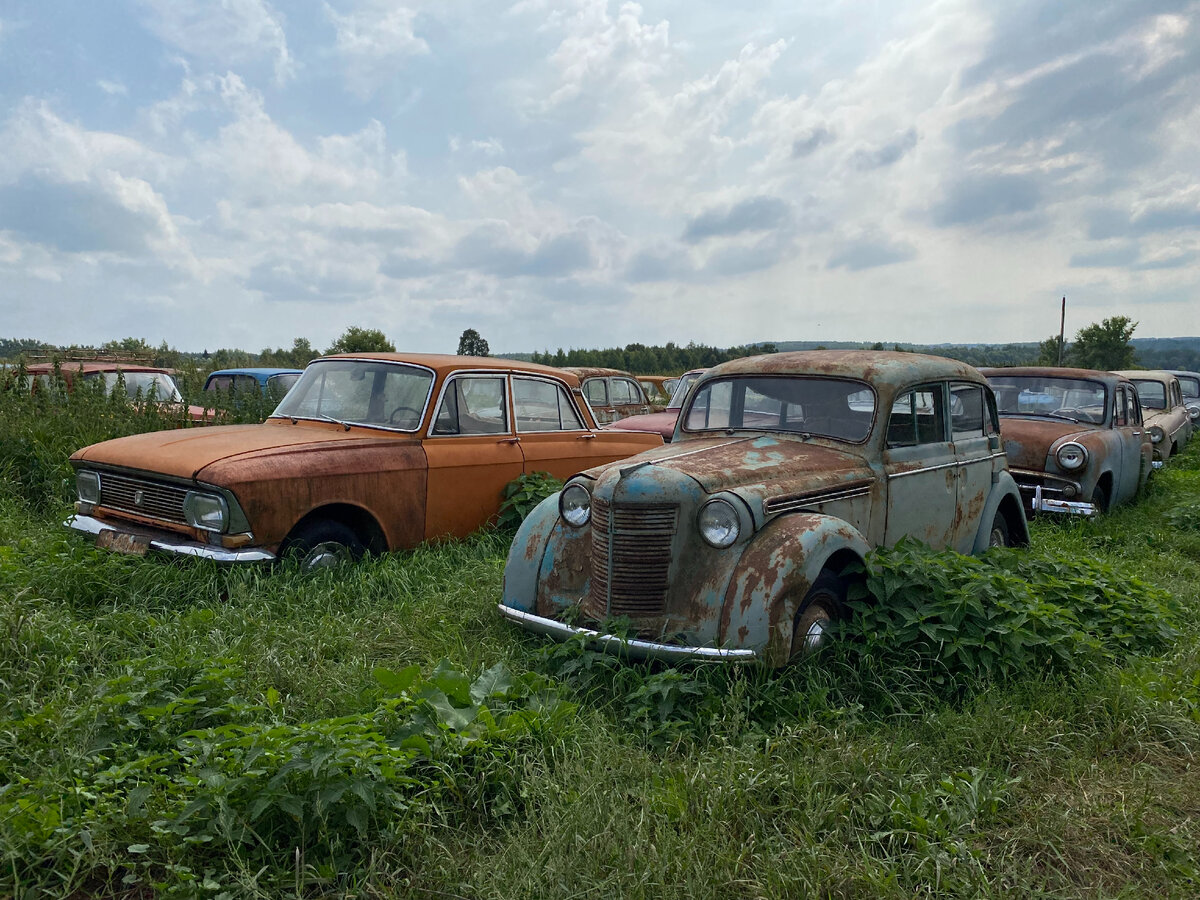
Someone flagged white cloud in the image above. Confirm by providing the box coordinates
[136,0,295,83]
[97,79,128,96]
[324,1,429,96]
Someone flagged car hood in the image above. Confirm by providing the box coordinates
[588,433,874,497]
[70,420,418,481]
[998,417,1096,469]
[603,410,681,440]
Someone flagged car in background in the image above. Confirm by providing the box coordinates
[638,375,677,406]
[1113,370,1192,465]
[604,368,708,441]
[563,367,665,424]
[1168,370,1200,427]
[203,368,303,401]
[67,354,664,567]
[982,367,1152,514]
[501,351,1028,665]
[23,360,210,423]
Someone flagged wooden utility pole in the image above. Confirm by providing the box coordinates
[1057,296,1066,365]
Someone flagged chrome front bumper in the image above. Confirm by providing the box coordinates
[497,605,757,662]
[1030,484,1096,516]
[67,514,276,563]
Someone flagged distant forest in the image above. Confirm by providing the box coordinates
[4,335,1200,374]
[521,336,1200,374]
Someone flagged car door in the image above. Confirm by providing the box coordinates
[608,377,649,421]
[510,375,616,477]
[882,382,959,548]
[582,378,614,424]
[422,373,523,540]
[1110,385,1141,503]
[948,382,997,552]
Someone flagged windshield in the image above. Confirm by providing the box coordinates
[987,375,1108,424]
[666,371,704,409]
[1176,375,1198,400]
[682,375,875,442]
[1131,379,1166,410]
[271,359,434,430]
[83,371,182,402]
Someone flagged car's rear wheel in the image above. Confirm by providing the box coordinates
[283,520,365,570]
[789,572,847,662]
[987,509,1010,548]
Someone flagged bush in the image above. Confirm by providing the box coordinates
[498,471,564,529]
[845,539,1180,684]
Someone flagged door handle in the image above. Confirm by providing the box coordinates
[578,433,597,440]
[499,436,520,445]
[1131,430,1142,436]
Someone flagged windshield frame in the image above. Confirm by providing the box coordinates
[269,358,437,433]
[987,375,1110,424]
[680,374,877,443]
[666,371,705,410]
[1130,378,1168,410]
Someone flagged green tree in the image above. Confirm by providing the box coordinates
[1036,334,1067,366]
[326,327,395,355]
[457,328,490,357]
[1068,316,1137,370]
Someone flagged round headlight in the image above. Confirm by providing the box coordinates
[1149,425,1164,444]
[1055,442,1088,471]
[1189,406,1200,422]
[559,483,591,528]
[698,498,740,548]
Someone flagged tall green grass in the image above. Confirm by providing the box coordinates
[1,386,1198,897]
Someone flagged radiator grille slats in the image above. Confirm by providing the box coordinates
[586,498,677,619]
[99,472,189,524]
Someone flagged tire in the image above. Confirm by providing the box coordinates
[1090,482,1109,515]
[789,572,847,662]
[282,520,365,570]
[987,509,1010,548]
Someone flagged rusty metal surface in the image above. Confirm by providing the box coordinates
[713,350,987,385]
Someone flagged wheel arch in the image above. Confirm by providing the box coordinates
[971,471,1029,552]
[283,503,388,555]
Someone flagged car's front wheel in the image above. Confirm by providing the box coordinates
[789,572,847,661]
[987,509,1010,547]
[283,520,365,570]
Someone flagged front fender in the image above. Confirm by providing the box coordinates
[970,469,1029,552]
[501,493,561,612]
[720,513,871,666]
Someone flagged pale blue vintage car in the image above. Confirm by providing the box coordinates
[499,351,1029,665]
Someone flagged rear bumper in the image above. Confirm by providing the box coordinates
[66,514,275,563]
[497,604,757,663]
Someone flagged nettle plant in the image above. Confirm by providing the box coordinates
[843,539,1180,683]
[498,471,564,529]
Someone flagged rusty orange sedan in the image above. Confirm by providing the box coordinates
[67,354,663,566]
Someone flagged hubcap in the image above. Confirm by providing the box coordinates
[303,541,349,569]
[989,527,1006,547]
[803,618,828,652]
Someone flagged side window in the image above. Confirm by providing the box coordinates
[610,379,636,404]
[432,376,508,435]
[685,380,733,429]
[887,384,946,448]
[1113,386,1127,426]
[513,378,584,432]
[1126,388,1143,426]
[583,379,608,407]
[950,383,985,440]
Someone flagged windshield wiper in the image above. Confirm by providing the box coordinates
[317,413,352,431]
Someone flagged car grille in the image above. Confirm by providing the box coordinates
[586,499,678,619]
[99,472,189,524]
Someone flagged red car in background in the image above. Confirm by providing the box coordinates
[603,368,707,441]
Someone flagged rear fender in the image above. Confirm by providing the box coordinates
[720,513,870,666]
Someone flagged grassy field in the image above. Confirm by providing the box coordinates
[1,385,1198,898]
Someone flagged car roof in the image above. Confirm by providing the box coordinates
[1112,369,1180,385]
[710,350,987,386]
[980,365,1131,385]
[207,367,304,378]
[561,366,635,379]
[24,361,173,375]
[320,353,583,387]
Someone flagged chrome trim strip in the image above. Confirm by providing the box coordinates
[66,515,275,563]
[887,452,1009,480]
[766,486,872,514]
[497,605,757,662]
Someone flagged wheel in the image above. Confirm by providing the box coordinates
[389,406,421,426]
[987,509,1010,547]
[1090,482,1109,514]
[789,572,847,661]
[282,520,365,570]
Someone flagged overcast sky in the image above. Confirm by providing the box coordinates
[0,1,1197,355]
